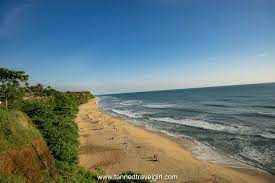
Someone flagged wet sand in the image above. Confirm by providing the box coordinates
[77,99,275,183]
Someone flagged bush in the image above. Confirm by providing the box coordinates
[21,91,99,182]
[65,91,94,105]
[53,161,98,183]
[22,93,80,164]
[53,92,79,118]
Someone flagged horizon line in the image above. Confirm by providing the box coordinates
[97,81,275,96]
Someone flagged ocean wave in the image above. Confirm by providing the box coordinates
[216,98,233,102]
[120,100,142,106]
[111,109,142,118]
[252,105,275,109]
[191,141,251,168]
[238,112,275,118]
[143,104,205,114]
[144,125,178,137]
[142,103,176,109]
[150,117,244,133]
[240,146,273,166]
[99,96,122,105]
[99,95,118,101]
[151,117,275,140]
[203,103,232,108]
[159,130,178,137]
[259,132,275,139]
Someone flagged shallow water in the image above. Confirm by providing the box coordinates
[98,83,275,174]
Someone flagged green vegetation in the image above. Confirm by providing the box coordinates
[0,175,25,183]
[53,161,98,183]
[65,91,94,105]
[0,67,150,183]
[22,96,79,163]
[0,68,28,109]
[0,108,41,153]
[22,90,94,163]
[22,89,96,182]
[41,161,98,183]
[0,67,96,182]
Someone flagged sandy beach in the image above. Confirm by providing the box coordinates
[77,99,275,183]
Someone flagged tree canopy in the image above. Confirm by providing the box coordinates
[0,68,29,85]
[0,68,29,108]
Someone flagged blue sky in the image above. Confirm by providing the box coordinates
[0,0,274,94]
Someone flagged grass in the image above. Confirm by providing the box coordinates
[0,108,41,153]
[0,175,25,183]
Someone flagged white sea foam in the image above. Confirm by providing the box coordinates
[144,125,179,137]
[191,141,254,169]
[99,96,117,101]
[256,111,275,117]
[260,132,275,139]
[143,103,175,109]
[120,100,142,106]
[240,146,273,165]
[108,109,262,171]
[111,109,142,118]
[150,117,246,133]
[159,130,178,137]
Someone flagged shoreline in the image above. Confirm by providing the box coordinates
[77,98,275,182]
[102,112,258,171]
[98,100,271,175]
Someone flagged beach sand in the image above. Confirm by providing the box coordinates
[77,99,275,183]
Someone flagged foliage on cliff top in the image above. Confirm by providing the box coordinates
[0,108,41,153]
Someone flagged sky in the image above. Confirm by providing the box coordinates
[0,0,274,95]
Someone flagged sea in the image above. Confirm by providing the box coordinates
[98,83,275,175]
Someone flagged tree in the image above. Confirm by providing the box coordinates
[25,82,30,88]
[0,68,29,109]
[29,83,44,97]
[36,83,44,96]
